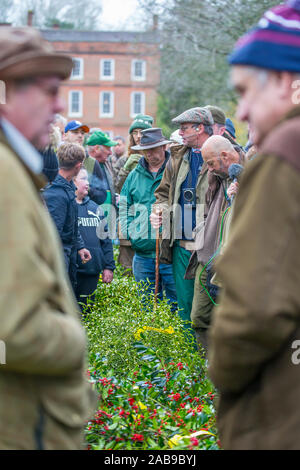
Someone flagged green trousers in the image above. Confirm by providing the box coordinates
[190,263,215,354]
[172,243,195,330]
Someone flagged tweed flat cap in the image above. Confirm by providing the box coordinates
[204,105,226,125]
[0,27,73,81]
[172,107,214,126]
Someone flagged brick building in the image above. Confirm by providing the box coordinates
[41,28,160,139]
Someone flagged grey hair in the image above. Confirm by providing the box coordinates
[244,66,271,87]
[54,114,67,127]
[192,123,213,136]
[114,135,125,143]
[203,124,214,136]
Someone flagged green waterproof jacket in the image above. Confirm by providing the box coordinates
[119,153,170,258]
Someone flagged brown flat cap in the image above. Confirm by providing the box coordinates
[0,27,73,81]
[204,105,226,125]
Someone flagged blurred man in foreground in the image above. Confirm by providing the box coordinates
[0,27,95,450]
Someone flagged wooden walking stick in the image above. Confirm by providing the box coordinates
[154,207,162,311]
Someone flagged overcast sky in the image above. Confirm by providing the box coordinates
[100,0,143,30]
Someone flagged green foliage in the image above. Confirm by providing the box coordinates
[44,18,75,29]
[83,266,198,376]
[83,256,219,450]
[138,0,281,130]
[86,344,218,450]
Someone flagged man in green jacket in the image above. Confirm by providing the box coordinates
[119,128,177,309]
[208,0,300,450]
[0,27,95,450]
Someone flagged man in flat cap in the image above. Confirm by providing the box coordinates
[150,107,213,338]
[0,27,95,449]
[119,128,177,308]
[204,105,226,136]
[208,0,300,450]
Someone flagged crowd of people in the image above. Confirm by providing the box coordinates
[39,103,251,343]
[0,0,299,451]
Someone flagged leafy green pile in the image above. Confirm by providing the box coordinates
[83,261,219,450]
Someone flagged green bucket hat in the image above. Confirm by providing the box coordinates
[129,114,154,134]
[86,131,117,147]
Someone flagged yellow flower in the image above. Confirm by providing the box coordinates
[168,430,215,448]
[134,326,175,340]
[137,401,147,410]
[168,434,182,448]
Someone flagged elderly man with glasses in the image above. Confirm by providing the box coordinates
[150,107,214,339]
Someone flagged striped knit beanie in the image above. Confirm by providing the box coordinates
[229,0,300,72]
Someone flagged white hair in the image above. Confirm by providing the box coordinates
[54,114,67,127]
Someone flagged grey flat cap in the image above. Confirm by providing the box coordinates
[172,107,214,126]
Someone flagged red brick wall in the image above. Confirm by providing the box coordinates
[49,38,160,139]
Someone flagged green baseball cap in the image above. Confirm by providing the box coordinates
[129,114,154,134]
[86,131,117,147]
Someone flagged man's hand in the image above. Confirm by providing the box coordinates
[227,181,239,199]
[102,269,114,283]
[123,153,141,172]
[150,206,162,229]
[78,248,92,264]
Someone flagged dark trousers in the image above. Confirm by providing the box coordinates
[132,253,177,311]
[76,273,99,310]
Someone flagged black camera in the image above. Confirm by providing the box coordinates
[183,187,196,207]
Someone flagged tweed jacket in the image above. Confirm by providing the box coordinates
[0,126,96,450]
[208,107,300,449]
[153,143,208,263]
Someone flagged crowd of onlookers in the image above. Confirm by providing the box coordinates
[40,107,256,352]
[2,0,300,450]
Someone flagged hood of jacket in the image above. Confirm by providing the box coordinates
[46,174,76,199]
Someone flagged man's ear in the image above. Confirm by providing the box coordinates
[275,71,295,100]
[75,161,83,171]
[221,150,228,161]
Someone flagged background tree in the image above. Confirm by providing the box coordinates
[7,0,103,30]
[0,0,15,24]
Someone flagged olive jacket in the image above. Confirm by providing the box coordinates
[153,143,208,264]
[0,123,96,450]
[208,108,300,450]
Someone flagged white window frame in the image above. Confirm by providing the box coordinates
[100,59,115,80]
[70,57,84,80]
[131,59,146,81]
[130,91,145,117]
[100,91,114,118]
[68,90,83,118]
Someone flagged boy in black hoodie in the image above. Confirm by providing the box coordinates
[74,168,115,309]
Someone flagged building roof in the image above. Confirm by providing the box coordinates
[41,29,160,44]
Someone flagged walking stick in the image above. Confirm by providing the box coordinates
[154,208,162,311]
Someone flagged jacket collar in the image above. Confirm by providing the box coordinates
[138,150,170,175]
[0,118,43,174]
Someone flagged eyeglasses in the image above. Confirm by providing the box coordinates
[179,124,199,132]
